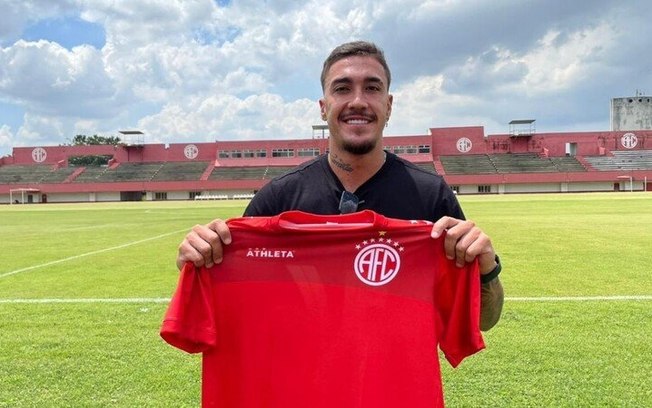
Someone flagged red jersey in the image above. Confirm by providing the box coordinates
[161,210,484,407]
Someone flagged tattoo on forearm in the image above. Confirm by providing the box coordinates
[480,278,504,331]
[330,154,353,172]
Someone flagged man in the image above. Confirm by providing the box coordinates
[176,40,504,330]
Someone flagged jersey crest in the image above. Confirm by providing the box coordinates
[353,232,403,286]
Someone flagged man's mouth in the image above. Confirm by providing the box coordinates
[342,116,374,125]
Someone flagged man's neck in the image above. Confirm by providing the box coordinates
[327,148,386,192]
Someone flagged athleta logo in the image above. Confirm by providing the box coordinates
[246,248,295,258]
[354,232,403,286]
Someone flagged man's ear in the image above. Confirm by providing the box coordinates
[318,99,327,120]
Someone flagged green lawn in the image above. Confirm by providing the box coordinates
[1,193,650,407]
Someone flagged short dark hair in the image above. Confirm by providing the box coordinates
[320,41,392,91]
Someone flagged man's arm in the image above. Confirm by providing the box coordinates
[431,216,505,331]
[480,277,504,331]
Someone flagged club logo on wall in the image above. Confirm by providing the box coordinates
[184,144,199,160]
[621,133,638,149]
[456,137,472,153]
[32,147,47,163]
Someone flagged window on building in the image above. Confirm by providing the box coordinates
[155,192,168,201]
[298,148,320,157]
[189,191,201,200]
[218,151,230,159]
[478,185,491,194]
[272,148,294,157]
[256,149,267,158]
[418,145,431,154]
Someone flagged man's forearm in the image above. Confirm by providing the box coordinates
[480,278,504,331]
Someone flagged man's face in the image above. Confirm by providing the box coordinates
[319,56,393,156]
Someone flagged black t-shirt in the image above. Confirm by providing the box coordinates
[244,152,464,222]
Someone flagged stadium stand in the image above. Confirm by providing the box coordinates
[414,162,438,174]
[440,153,586,175]
[439,155,497,175]
[38,167,78,183]
[72,166,109,182]
[549,156,587,172]
[0,165,60,184]
[150,161,210,182]
[584,150,652,171]
[71,163,164,182]
[209,166,294,181]
[489,153,559,173]
[100,163,164,182]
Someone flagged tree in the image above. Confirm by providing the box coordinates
[70,134,121,146]
[66,134,121,167]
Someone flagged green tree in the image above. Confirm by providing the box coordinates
[70,134,121,146]
[66,134,121,167]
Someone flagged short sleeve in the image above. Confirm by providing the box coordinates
[435,257,485,367]
[160,263,218,354]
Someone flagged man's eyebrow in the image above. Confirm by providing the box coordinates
[329,76,385,88]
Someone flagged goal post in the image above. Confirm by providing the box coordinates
[9,188,40,204]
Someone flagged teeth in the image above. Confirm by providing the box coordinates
[346,119,369,124]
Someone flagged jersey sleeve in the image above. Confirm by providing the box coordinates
[435,256,485,367]
[160,263,218,354]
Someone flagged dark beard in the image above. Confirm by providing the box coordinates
[341,139,376,155]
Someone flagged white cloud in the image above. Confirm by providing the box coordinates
[521,23,618,94]
[10,112,65,148]
[0,40,117,116]
[0,124,13,155]
[137,93,320,143]
[0,0,651,157]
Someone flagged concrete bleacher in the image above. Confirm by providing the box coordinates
[440,155,497,175]
[73,166,109,182]
[584,150,652,171]
[414,162,438,174]
[208,166,293,181]
[102,163,164,182]
[38,167,78,183]
[74,163,163,182]
[0,165,71,184]
[150,161,209,182]
[440,153,587,174]
[489,153,559,173]
[549,156,587,172]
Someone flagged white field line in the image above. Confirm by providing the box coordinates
[0,295,651,305]
[507,295,652,301]
[0,229,188,279]
[0,298,171,304]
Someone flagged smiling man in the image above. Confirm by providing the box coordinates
[177,41,504,331]
[172,40,504,407]
[319,47,393,193]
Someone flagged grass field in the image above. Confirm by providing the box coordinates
[1,193,651,407]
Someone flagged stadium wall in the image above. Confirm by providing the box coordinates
[2,126,651,203]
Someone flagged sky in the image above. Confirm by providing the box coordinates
[1,0,651,157]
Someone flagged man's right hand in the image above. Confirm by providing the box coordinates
[176,219,232,270]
